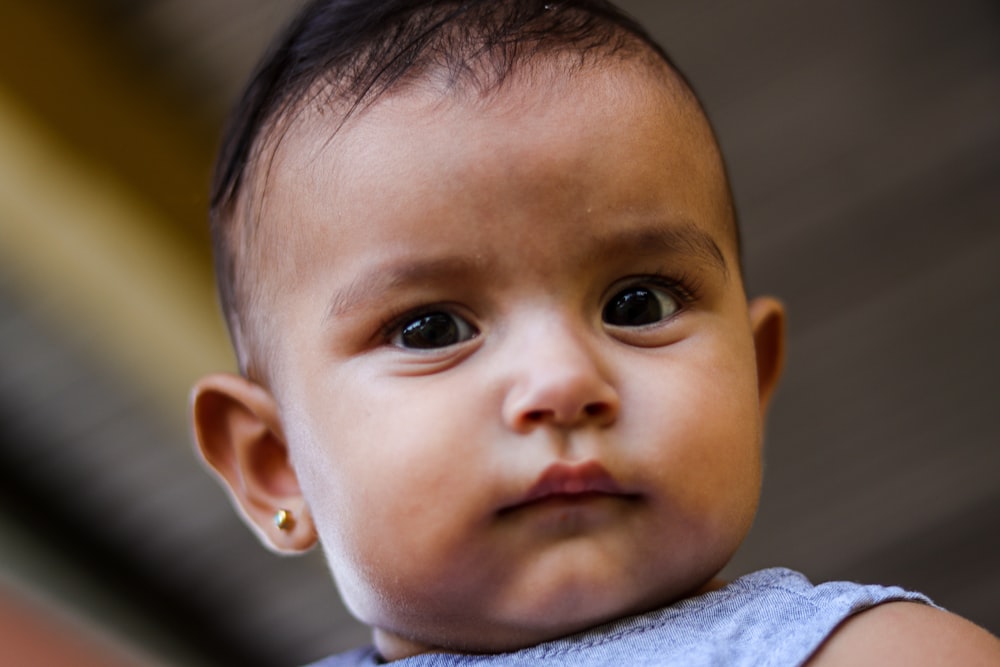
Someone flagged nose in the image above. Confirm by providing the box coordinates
[501,321,620,432]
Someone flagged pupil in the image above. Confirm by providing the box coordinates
[401,313,458,348]
[606,289,661,326]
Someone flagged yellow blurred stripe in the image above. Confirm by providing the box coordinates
[0,86,234,427]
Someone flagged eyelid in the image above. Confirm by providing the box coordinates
[380,303,480,350]
[599,273,702,344]
[604,272,700,308]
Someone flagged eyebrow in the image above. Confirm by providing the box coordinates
[324,220,728,322]
[325,256,484,321]
[582,221,728,276]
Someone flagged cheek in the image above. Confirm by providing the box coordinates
[631,332,763,519]
[288,381,497,614]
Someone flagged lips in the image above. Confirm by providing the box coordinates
[500,460,629,514]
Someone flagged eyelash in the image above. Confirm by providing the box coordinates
[376,271,702,346]
[377,304,463,343]
[618,271,701,307]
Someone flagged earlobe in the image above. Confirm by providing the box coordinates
[747,297,786,416]
[190,373,317,554]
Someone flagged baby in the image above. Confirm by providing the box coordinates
[190,0,1000,664]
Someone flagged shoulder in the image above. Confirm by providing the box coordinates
[806,601,1000,666]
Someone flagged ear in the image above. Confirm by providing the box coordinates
[747,296,786,416]
[190,373,317,554]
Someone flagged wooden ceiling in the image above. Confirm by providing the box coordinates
[0,1,997,665]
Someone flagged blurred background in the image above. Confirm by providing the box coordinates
[0,0,997,665]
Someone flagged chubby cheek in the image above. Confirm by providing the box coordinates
[633,334,763,546]
[288,378,498,624]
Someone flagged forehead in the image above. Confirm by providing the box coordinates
[249,59,735,301]
[275,60,726,221]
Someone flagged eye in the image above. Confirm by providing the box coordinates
[602,284,680,327]
[391,311,478,350]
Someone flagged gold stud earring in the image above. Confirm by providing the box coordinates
[274,508,295,532]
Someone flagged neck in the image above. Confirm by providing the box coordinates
[371,577,731,661]
[372,628,443,662]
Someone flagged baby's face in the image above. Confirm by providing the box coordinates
[259,61,781,654]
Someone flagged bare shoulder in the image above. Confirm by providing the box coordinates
[807,601,1000,666]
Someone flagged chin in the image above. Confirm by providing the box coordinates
[371,570,716,660]
[482,583,657,649]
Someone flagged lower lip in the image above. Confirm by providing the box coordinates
[529,491,613,505]
[507,493,631,533]
[500,491,631,517]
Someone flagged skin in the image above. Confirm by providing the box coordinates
[806,601,1000,666]
[190,58,1000,662]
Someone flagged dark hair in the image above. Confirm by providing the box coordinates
[211,0,679,218]
[210,0,705,376]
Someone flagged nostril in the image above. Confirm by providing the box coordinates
[521,403,611,425]
[525,409,549,422]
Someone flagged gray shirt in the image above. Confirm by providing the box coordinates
[307,568,934,666]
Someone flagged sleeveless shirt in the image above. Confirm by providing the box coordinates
[306,568,934,666]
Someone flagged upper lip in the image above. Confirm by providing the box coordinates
[500,460,627,513]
